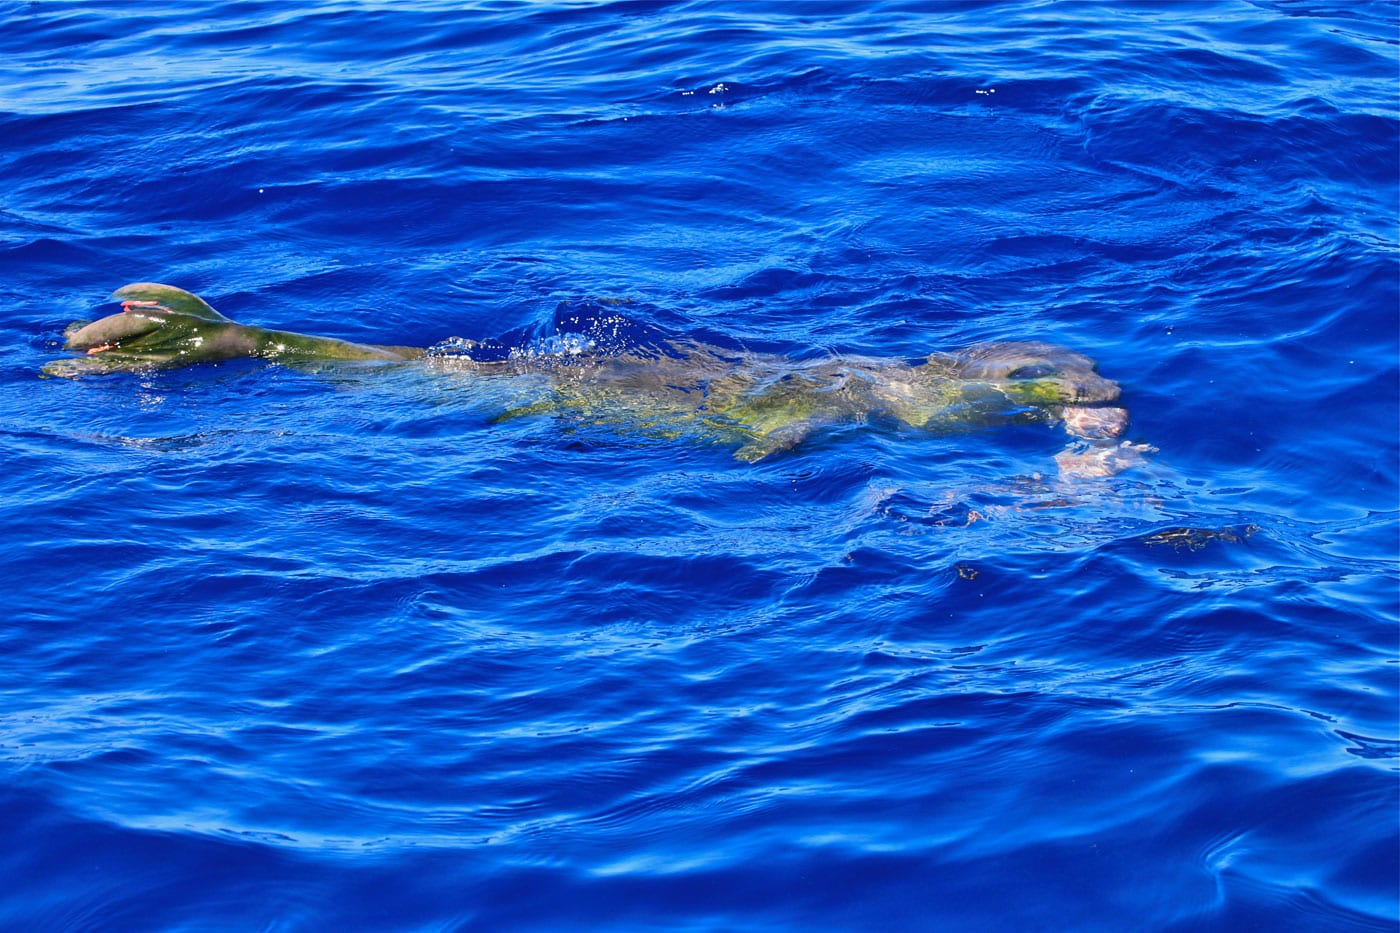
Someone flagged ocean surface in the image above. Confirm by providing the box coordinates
[2,1,1397,929]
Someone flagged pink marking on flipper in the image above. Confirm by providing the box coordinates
[121,300,163,312]
[86,345,114,355]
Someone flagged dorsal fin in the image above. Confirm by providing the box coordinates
[109,282,233,323]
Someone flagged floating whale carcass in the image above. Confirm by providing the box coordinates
[47,282,1149,471]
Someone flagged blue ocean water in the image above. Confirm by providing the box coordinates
[1,0,1397,929]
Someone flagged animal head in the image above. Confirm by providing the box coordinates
[945,341,1121,407]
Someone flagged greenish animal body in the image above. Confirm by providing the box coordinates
[48,282,1136,466]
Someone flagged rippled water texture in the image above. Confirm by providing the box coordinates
[1,1,1396,930]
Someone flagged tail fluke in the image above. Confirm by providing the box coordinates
[110,282,233,323]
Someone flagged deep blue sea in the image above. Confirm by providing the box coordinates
[1,1,1396,930]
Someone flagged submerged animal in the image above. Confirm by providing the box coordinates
[47,282,1147,470]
